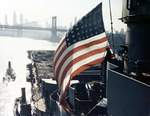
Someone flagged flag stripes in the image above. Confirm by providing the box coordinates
[53,3,112,112]
[54,32,108,87]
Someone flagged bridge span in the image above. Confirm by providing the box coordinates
[0,24,67,32]
[0,16,68,42]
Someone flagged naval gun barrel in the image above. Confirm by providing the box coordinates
[121,0,150,77]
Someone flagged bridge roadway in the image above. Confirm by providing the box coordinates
[0,24,67,32]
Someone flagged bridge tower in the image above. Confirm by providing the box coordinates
[13,12,17,25]
[16,14,23,37]
[20,14,23,25]
[51,16,59,42]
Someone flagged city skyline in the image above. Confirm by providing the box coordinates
[0,0,126,31]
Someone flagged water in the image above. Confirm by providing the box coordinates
[0,36,57,116]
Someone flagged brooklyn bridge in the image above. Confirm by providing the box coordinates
[0,16,67,42]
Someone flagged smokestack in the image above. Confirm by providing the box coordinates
[21,88,26,104]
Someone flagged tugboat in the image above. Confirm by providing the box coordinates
[3,61,16,83]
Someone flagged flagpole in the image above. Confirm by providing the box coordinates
[101,58,107,98]
[108,0,115,53]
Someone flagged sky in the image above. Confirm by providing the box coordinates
[0,0,126,31]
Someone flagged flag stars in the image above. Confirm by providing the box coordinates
[90,33,93,36]
[67,42,70,46]
[78,38,81,40]
[97,21,100,25]
[65,3,104,46]
[71,31,74,34]
[88,23,91,26]
[94,27,97,30]
[73,39,76,43]
[66,38,69,41]
[89,28,92,32]
[76,28,79,31]
[77,32,80,35]
[93,21,97,25]
[81,31,84,34]
[84,24,87,28]
[72,35,75,38]
[95,31,98,34]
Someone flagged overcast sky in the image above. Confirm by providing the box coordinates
[0,0,126,31]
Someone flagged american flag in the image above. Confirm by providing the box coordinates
[54,3,110,111]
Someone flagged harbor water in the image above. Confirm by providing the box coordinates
[0,36,57,116]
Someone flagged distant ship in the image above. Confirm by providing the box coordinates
[3,61,16,83]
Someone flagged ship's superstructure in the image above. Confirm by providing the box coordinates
[108,0,150,115]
